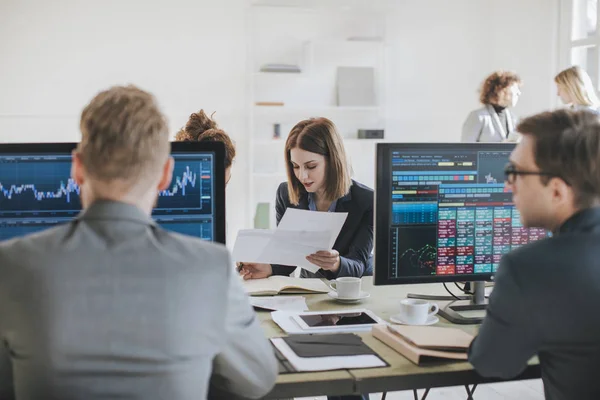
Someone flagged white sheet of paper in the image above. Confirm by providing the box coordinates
[232,230,329,272]
[232,208,348,273]
[261,230,331,273]
[278,208,348,248]
[249,296,308,311]
[231,229,274,263]
[271,338,386,371]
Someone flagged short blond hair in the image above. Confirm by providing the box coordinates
[555,66,600,108]
[284,117,351,205]
[78,85,170,184]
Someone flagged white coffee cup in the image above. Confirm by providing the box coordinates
[329,277,361,299]
[398,298,439,325]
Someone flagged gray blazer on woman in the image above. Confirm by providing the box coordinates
[461,104,520,142]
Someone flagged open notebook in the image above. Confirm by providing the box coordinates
[372,324,474,365]
[243,276,330,296]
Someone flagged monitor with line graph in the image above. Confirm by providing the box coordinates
[0,142,226,244]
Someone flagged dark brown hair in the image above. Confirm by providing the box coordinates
[175,110,236,169]
[480,71,522,105]
[517,109,600,208]
[284,117,351,205]
[79,85,169,183]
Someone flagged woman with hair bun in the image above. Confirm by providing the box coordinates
[175,110,236,184]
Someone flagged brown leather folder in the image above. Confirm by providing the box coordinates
[372,324,474,365]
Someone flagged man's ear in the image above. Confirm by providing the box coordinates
[550,177,575,208]
[71,150,85,187]
[157,156,174,192]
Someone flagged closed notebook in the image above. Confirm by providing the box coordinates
[271,333,388,373]
[243,276,330,296]
[283,333,376,357]
[372,324,474,365]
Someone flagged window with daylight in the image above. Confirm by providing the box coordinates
[565,0,600,89]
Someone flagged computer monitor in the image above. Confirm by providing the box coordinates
[374,143,547,323]
[0,142,226,244]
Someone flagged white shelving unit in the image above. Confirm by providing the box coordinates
[246,4,387,228]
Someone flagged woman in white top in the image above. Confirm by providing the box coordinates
[461,71,522,142]
[555,66,600,114]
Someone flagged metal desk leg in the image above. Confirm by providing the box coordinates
[412,388,430,400]
[465,384,478,400]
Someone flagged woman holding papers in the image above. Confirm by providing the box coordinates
[239,117,374,281]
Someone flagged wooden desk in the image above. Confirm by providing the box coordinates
[260,277,540,399]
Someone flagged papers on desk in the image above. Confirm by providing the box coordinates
[249,296,309,312]
[271,336,386,372]
[232,209,348,273]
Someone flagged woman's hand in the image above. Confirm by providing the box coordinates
[306,250,341,273]
[237,262,273,280]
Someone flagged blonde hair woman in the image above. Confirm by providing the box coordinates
[555,66,600,113]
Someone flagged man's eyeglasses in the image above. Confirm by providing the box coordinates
[503,163,558,185]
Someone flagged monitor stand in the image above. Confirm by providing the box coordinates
[408,282,487,325]
[438,281,487,324]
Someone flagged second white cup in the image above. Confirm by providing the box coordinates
[329,277,361,299]
[398,298,439,325]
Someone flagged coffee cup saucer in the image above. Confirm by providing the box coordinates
[327,291,370,303]
[389,314,439,326]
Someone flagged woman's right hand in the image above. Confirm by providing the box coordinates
[237,262,273,280]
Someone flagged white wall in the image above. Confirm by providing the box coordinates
[0,0,559,242]
[0,0,249,244]
[384,0,559,143]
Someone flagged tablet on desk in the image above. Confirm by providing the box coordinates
[291,309,382,331]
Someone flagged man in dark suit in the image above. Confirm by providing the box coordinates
[468,109,600,400]
[0,86,277,400]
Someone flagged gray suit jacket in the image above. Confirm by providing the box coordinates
[0,201,277,400]
[469,207,600,400]
[461,105,520,142]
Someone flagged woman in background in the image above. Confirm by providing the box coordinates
[461,71,522,142]
[239,117,374,281]
[175,109,236,184]
[555,66,600,113]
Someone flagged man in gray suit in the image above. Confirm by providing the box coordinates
[469,109,600,399]
[0,86,277,400]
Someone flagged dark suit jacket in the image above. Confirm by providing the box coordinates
[271,180,374,280]
[469,207,600,400]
